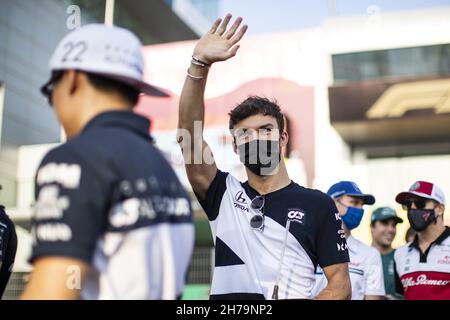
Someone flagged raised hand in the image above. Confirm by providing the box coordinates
[193,14,248,65]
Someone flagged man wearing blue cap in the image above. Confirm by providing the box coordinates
[312,181,386,300]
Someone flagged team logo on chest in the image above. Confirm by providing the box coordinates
[235,191,247,204]
[287,208,306,225]
[234,191,249,212]
[437,255,450,265]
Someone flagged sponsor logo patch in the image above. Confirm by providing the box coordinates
[34,223,72,242]
[233,191,249,212]
[37,162,81,189]
[402,274,450,290]
[337,242,348,252]
[437,256,450,265]
[234,191,246,204]
[34,185,70,220]
[287,208,306,224]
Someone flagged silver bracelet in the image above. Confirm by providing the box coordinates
[191,59,209,68]
[186,68,204,80]
[192,55,210,67]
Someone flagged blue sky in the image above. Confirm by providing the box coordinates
[219,0,450,34]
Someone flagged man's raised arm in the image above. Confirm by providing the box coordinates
[178,14,247,199]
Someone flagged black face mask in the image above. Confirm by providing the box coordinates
[237,139,281,176]
[407,208,437,232]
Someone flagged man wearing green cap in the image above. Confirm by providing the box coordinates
[370,207,403,299]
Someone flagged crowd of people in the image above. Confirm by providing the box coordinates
[0,14,448,300]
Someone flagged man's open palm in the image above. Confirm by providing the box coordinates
[193,14,248,65]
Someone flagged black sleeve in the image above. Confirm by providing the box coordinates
[394,260,404,295]
[0,208,17,299]
[30,146,110,265]
[316,197,350,268]
[194,170,228,221]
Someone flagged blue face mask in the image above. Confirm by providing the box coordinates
[340,204,364,230]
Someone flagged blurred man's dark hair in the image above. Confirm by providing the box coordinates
[85,72,140,106]
[47,70,140,106]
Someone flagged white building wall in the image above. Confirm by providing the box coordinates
[316,7,450,245]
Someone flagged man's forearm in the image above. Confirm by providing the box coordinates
[21,257,87,300]
[178,63,210,166]
[178,63,209,133]
[315,282,351,300]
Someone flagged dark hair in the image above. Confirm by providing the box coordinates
[228,96,284,132]
[371,218,398,228]
[85,72,140,106]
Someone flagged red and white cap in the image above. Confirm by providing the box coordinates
[396,181,446,205]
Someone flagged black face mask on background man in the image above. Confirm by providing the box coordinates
[407,208,437,232]
[237,139,281,176]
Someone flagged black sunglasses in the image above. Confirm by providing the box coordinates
[402,198,427,210]
[250,195,265,231]
[40,71,64,106]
